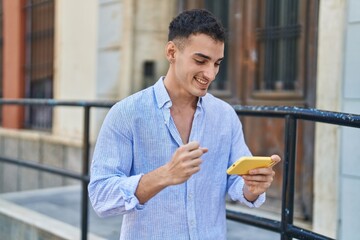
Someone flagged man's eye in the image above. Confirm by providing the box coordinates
[215,62,221,67]
[194,59,205,64]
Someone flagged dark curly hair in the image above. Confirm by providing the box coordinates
[168,9,226,44]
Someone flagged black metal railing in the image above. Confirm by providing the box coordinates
[1,99,360,240]
[230,105,360,240]
[0,99,113,240]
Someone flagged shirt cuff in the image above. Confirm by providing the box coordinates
[241,190,266,208]
[122,174,145,211]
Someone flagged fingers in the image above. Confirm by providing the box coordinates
[182,141,208,152]
[166,141,207,185]
[243,155,281,196]
[182,141,201,151]
[180,142,207,168]
[200,147,209,154]
[179,141,208,160]
[242,170,274,183]
[242,154,281,195]
[247,154,281,175]
[242,171,274,196]
[270,154,281,164]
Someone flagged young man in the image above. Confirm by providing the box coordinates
[89,9,281,239]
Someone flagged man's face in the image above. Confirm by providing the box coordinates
[172,34,224,97]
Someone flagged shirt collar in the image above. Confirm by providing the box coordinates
[154,77,171,109]
[154,76,204,109]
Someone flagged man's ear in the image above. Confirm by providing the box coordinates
[165,41,176,64]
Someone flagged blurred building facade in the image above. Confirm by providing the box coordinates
[0,0,359,239]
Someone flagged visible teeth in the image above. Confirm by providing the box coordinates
[196,78,207,85]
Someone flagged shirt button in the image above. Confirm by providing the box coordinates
[188,194,193,200]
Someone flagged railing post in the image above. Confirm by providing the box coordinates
[281,115,297,240]
[81,105,90,240]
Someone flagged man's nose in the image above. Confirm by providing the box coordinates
[203,66,218,81]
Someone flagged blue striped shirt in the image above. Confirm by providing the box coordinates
[88,78,265,240]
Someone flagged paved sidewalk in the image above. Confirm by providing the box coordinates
[1,186,279,240]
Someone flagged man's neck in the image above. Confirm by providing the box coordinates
[163,75,198,110]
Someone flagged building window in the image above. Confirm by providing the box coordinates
[204,0,230,92]
[24,0,55,130]
[255,0,303,96]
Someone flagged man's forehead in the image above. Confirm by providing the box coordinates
[181,33,223,47]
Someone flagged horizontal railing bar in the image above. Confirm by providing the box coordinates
[0,156,89,182]
[226,210,334,240]
[2,99,359,128]
[287,225,335,240]
[226,209,281,232]
[0,98,115,108]
[234,105,360,128]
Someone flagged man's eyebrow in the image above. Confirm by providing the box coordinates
[194,52,224,62]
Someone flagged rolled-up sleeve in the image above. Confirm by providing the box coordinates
[88,103,144,217]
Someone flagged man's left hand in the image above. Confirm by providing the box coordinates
[242,155,281,202]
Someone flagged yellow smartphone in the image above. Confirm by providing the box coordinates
[226,156,277,175]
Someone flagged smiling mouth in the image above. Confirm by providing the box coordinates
[194,77,209,86]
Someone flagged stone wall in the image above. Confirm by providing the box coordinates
[0,128,87,193]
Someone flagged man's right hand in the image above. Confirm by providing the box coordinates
[164,141,208,185]
[135,141,207,204]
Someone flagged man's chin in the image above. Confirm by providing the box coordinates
[196,90,208,97]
